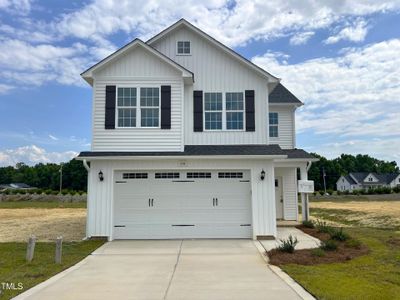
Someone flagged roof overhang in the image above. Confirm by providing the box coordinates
[147,19,280,85]
[269,102,304,108]
[81,39,194,86]
[76,155,288,161]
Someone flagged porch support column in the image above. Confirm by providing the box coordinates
[300,165,309,221]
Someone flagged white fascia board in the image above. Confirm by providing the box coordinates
[269,103,303,108]
[81,39,194,86]
[76,155,288,161]
[147,19,279,84]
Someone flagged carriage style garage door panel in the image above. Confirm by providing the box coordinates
[113,170,252,239]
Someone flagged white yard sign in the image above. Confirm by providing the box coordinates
[298,180,315,193]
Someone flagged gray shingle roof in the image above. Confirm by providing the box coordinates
[344,175,357,185]
[78,145,315,159]
[349,172,400,184]
[269,83,303,105]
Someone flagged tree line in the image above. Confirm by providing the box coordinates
[0,159,87,191]
[0,153,398,192]
[308,153,399,191]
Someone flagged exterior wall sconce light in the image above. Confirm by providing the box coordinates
[260,169,266,181]
[98,170,104,181]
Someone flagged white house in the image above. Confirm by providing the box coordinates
[77,19,317,240]
[337,172,400,192]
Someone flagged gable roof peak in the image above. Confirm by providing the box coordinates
[146,18,280,85]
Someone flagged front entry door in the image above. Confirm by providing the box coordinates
[275,177,283,219]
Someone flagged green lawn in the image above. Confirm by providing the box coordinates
[283,227,400,299]
[0,201,86,209]
[0,240,104,299]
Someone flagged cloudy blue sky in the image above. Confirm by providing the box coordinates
[0,0,399,166]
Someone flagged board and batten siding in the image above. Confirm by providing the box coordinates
[86,158,276,240]
[269,106,296,149]
[91,46,184,152]
[150,27,270,145]
[275,167,298,220]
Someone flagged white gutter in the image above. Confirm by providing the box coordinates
[76,155,288,161]
[82,159,90,171]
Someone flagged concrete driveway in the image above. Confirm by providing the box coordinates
[15,240,305,300]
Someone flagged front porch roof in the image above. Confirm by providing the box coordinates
[77,145,316,160]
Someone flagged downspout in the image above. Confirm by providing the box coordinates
[83,159,90,171]
[82,159,90,239]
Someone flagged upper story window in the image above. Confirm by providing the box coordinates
[117,87,160,128]
[204,92,223,130]
[204,92,245,131]
[226,93,244,130]
[117,88,137,127]
[140,88,160,127]
[368,177,373,182]
[177,41,190,55]
[269,112,279,137]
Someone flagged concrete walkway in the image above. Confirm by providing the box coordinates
[14,240,305,300]
[260,227,321,251]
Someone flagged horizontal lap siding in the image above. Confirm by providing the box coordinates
[152,27,269,145]
[269,107,295,149]
[91,46,184,152]
[92,80,183,151]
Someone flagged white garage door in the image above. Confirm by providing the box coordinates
[113,170,252,239]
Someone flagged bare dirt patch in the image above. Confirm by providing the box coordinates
[268,226,369,266]
[0,208,86,242]
[310,201,400,228]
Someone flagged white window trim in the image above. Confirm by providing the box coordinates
[115,85,161,129]
[203,91,245,131]
[176,40,191,56]
[269,112,279,138]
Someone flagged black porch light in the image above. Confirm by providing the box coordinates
[260,169,266,181]
[98,170,104,181]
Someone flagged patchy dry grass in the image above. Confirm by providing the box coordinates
[0,208,86,242]
[310,201,400,229]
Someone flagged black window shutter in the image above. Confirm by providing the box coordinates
[161,85,171,129]
[193,90,203,132]
[105,85,116,129]
[245,90,255,132]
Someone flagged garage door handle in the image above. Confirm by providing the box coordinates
[151,199,154,207]
[213,198,215,206]
[216,198,218,206]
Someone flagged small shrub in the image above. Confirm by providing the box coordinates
[277,235,298,253]
[393,186,400,193]
[345,238,362,249]
[18,189,27,194]
[316,220,334,234]
[327,189,334,195]
[319,190,324,196]
[302,220,315,229]
[320,240,338,251]
[34,188,43,195]
[343,190,350,195]
[337,190,342,195]
[329,227,350,241]
[51,190,59,195]
[311,248,325,257]
[3,189,10,195]
[44,189,52,195]
[61,189,69,195]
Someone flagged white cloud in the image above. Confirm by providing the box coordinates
[0,145,77,166]
[289,31,314,45]
[48,134,58,141]
[0,39,92,87]
[0,83,13,94]
[325,19,369,44]
[0,0,32,15]
[252,39,400,163]
[50,0,400,47]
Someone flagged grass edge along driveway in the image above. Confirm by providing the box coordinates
[281,227,400,300]
[0,240,104,299]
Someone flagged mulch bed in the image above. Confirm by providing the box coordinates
[267,225,369,266]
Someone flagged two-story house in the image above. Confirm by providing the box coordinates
[77,19,316,240]
[337,172,400,192]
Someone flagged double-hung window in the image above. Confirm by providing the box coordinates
[117,87,159,128]
[226,92,244,130]
[269,112,279,137]
[117,88,137,127]
[140,87,160,127]
[204,92,223,130]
